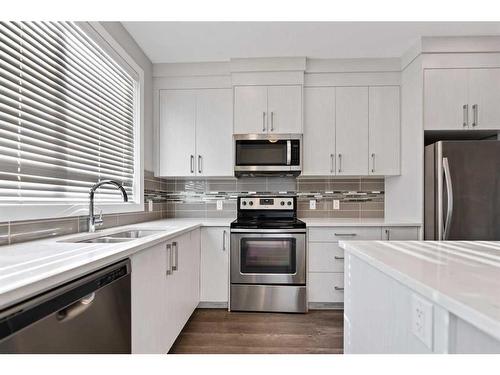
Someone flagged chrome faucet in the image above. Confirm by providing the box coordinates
[88,180,128,232]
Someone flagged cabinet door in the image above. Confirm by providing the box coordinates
[131,243,169,354]
[424,69,468,130]
[382,226,420,240]
[200,227,229,303]
[335,87,369,175]
[267,85,302,133]
[165,231,200,352]
[369,86,401,176]
[303,87,335,175]
[196,89,233,176]
[468,68,500,130]
[159,90,196,176]
[233,86,268,134]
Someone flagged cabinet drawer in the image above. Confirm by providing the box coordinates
[382,226,420,240]
[308,227,381,242]
[308,242,344,272]
[308,272,344,303]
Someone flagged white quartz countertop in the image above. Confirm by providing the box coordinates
[0,218,232,310]
[339,240,500,341]
[301,218,422,227]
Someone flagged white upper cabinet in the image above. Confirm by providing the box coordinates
[159,90,196,176]
[424,69,468,130]
[468,68,500,130]
[267,85,302,133]
[233,86,268,134]
[195,89,233,176]
[233,85,302,134]
[424,68,500,130]
[303,87,335,175]
[369,86,401,176]
[159,88,233,177]
[335,87,369,176]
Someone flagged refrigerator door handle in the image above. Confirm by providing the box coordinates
[442,157,454,240]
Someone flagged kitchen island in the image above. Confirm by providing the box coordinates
[339,240,500,353]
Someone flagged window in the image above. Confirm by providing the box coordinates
[0,22,142,221]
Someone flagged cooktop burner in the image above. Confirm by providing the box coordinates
[231,194,305,230]
[230,218,306,230]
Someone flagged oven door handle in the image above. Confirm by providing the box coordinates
[230,228,307,234]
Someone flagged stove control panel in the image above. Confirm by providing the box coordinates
[239,197,294,210]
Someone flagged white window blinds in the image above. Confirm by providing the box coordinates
[0,21,138,205]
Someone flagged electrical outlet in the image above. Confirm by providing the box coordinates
[309,200,316,210]
[148,199,153,212]
[411,293,433,350]
[333,200,340,210]
[216,200,223,211]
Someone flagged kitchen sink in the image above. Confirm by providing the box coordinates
[60,229,166,244]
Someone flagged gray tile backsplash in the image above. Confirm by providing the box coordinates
[165,176,384,220]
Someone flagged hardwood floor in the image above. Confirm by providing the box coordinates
[169,309,344,354]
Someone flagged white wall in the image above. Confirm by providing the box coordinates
[385,56,424,223]
[100,22,154,172]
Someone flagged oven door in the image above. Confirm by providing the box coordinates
[230,232,306,285]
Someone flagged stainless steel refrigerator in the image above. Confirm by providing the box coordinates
[425,140,500,240]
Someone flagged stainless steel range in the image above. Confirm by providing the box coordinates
[230,195,307,313]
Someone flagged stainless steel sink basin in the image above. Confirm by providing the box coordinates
[60,229,166,244]
[106,230,165,239]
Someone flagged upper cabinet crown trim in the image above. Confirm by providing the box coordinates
[230,57,307,73]
[306,58,401,73]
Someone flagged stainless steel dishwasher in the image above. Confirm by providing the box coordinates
[0,259,131,354]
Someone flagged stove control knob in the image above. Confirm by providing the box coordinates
[280,201,285,206]
[287,201,292,206]
[242,201,247,206]
[249,201,254,206]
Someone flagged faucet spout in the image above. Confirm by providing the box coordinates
[88,180,129,232]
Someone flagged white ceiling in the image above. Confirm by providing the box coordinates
[122,22,500,64]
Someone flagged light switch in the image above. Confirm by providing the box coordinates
[216,200,223,211]
[148,199,153,212]
[309,200,316,210]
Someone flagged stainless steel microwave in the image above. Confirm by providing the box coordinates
[234,134,302,177]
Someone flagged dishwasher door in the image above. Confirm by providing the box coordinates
[0,259,131,354]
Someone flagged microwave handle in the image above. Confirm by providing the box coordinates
[286,140,291,165]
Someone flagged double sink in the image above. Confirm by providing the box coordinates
[61,229,166,244]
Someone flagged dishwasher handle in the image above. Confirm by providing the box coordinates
[56,293,95,323]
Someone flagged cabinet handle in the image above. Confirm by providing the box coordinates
[270,111,274,131]
[198,155,202,174]
[334,256,344,260]
[463,104,468,127]
[172,241,178,271]
[472,104,478,127]
[222,230,227,251]
[334,286,344,291]
[385,229,391,240]
[190,155,194,173]
[262,111,266,132]
[334,233,356,237]
[338,154,342,173]
[166,244,173,275]
[330,153,334,173]
[371,153,375,173]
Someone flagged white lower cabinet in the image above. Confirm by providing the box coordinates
[131,229,200,354]
[307,225,420,307]
[200,227,229,304]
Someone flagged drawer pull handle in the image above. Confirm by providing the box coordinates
[334,233,357,236]
[334,256,344,260]
[334,286,344,291]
